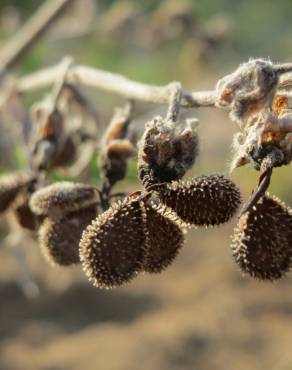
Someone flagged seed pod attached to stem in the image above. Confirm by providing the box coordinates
[79,196,147,288]
[99,102,136,210]
[155,174,241,227]
[138,83,199,189]
[39,206,97,267]
[142,200,184,273]
[231,195,292,281]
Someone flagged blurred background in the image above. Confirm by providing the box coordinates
[1,1,292,370]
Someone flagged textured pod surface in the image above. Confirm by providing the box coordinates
[79,197,147,288]
[13,196,38,231]
[0,172,35,214]
[157,174,241,227]
[143,201,184,273]
[29,182,99,216]
[39,206,97,267]
[231,195,292,281]
[137,116,199,189]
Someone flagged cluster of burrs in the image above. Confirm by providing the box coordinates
[0,100,136,277]
[79,85,241,288]
[3,58,292,288]
[214,58,292,281]
[0,94,241,288]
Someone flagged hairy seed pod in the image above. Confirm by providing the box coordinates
[0,172,36,214]
[79,197,147,288]
[231,195,292,281]
[156,174,241,226]
[137,116,199,189]
[39,206,97,266]
[142,201,184,273]
[29,182,99,216]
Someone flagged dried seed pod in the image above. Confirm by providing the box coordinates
[79,197,147,288]
[0,172,36,214]
[142,201,184,273]
[231,195,292,281]
[99,139,136,187]
[156,174,241,226]
[102,103,133,145]
[30,102,66,171]
[29,182,99,216]
[39,206,97,267]
[138,116,199,189]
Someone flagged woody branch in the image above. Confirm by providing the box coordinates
[14,59,292,111]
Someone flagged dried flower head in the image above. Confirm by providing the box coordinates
[138,116,199,189]
[29,182,99,216]
[216,59,278,125]
[156,174,241,226]
[231,195,292,281]
[229,106,291,174]
[0,172,36,214]
[79,196,147,288]
[142,201,184,273]
[39,206,97,267]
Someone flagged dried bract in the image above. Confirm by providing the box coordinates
[231,195,292,281]
[39,206,97,267]
[12,194,38,231]
[216,59,278,125]
[156,174,241,226]
[79,197,147,288]
[138,116,199,189]
[29,182,99,216]
[30,100,68,171]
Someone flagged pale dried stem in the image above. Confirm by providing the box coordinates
[166,82,182,122]
[17,62,217,108]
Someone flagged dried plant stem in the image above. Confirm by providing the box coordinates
[17,62,217,108]
[0,0,74,71]
[166,82,182,122]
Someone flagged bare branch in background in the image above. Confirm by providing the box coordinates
[17,62,217,108]
[0,0,74,71]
